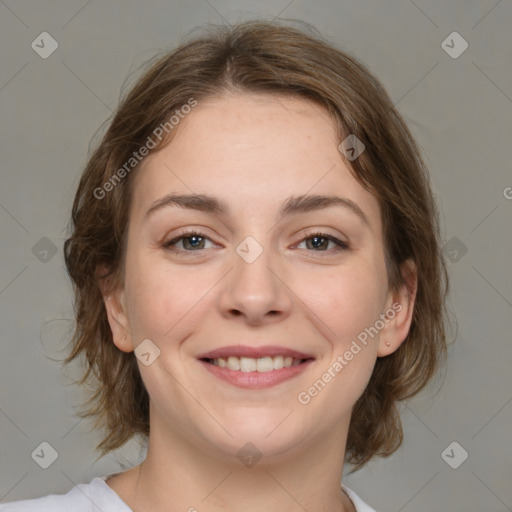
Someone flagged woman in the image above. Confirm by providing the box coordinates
[1,19,449,512]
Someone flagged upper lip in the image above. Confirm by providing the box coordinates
[197,345,315,360]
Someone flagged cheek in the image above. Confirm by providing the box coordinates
[295,265,383,418]
[300,260,386,345]
[123,252,212,340]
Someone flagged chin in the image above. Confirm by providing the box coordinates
[196,411,310,464]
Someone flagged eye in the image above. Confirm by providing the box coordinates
[162,230,349,255]
[296,232,349,253]
[163,230,216,252]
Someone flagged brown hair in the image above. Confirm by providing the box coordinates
[63,19,450,469]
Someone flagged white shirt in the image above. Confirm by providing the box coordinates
[0,474,377,511]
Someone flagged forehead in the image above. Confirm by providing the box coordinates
[131,93,381,228]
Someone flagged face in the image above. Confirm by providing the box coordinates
[104,92,416,463]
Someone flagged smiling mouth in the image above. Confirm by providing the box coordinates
[200,356,314,372]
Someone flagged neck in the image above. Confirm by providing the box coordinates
[112,405,356,512]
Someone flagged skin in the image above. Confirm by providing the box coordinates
[102,92,417,512]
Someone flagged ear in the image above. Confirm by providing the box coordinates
[377,258,418,357]
[97,266,134,353]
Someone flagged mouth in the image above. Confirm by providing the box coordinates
[200,355,313,372]
[197,346,315,389]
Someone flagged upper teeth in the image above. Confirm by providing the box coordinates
[211,356,303,372]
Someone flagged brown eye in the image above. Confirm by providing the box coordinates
[305,235,330,250]
[181,235,206,250]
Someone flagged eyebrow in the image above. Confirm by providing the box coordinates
[144,192,370,228]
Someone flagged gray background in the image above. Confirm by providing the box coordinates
[1,1,511,511]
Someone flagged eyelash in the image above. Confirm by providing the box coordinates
[162,229,349,255]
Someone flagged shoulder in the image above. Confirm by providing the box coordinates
[0,476,132,512]
[342,484,378,512]
[0,482,91,512]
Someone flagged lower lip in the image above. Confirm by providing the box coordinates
[199,359,314,389]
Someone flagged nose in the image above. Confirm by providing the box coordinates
[218,242,293,326]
